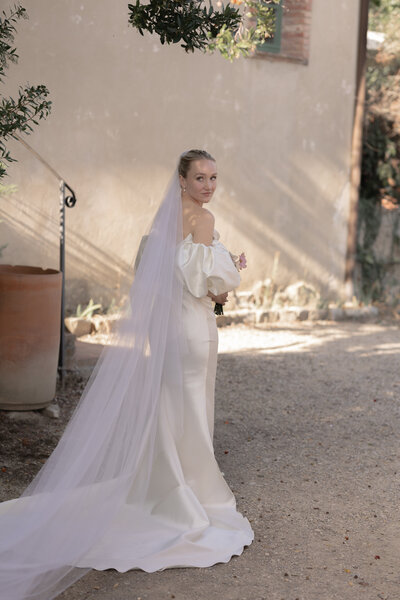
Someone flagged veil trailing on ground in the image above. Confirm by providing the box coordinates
[0,166,184,600]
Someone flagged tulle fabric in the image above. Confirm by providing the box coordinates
[0,169,184,600]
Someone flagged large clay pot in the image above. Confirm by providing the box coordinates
[0,265,62,410]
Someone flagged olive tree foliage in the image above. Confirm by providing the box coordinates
[361,0,400,208]
[0,4,51,180]
[357,0,400,299]
[128,0,280,60]
[369,0,400,30]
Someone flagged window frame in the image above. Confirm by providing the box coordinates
[253,0,313,66]
[257,0,284,55]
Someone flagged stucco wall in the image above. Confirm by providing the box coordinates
[0,0,360,310]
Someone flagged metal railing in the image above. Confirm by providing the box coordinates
[15,135,77,382]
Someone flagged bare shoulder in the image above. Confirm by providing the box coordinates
[196,208,215,226]
[203,207,215,221]
[183,201,214,229]
[192,208,215,245]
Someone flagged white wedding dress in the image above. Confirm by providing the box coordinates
[75,230,254,571]
[0,216,253,600]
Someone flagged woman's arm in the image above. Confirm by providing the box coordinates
[198,213,229,305]
[194,212,228,304]
[179,210,234,302]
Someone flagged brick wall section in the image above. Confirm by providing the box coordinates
[257,0,313,65]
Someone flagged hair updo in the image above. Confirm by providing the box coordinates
[178,149,216,178]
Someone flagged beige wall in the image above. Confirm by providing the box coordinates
[0,0,360,310]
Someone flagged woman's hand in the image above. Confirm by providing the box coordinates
[208,291,228,305]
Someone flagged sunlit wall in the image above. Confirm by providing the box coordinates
[0,0,360,309]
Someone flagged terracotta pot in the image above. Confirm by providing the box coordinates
[0,265,62,410]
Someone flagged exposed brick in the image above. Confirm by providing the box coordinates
[278,0,312,63]
[255,0,312,63]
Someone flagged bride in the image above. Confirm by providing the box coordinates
[0,149,253,599]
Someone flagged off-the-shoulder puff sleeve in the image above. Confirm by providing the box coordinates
[177,235,241,298]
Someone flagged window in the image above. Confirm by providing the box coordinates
[258,0,284,55]
[256,0,312,65]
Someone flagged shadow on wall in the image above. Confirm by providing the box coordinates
[0,194,133,312]
[216,150,350,297]
[0,146,351,307]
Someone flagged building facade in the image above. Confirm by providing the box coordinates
[0,0,363,310]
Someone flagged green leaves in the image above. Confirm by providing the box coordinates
[128,0,279,59]
[358,4,400,300]
[369,0,400,32]
[207,1,278,61]
[0,4,27,82]
[0,83,52,177]
[128,0,242,53]
[128,0,236,52]
[76,299,103,319]
[0,4,51,179]
[1,84,51,136]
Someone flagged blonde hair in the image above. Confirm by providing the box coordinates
[178,149,216,178]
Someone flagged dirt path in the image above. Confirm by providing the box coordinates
[2,321,400,599]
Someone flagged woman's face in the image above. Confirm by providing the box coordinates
[180,159,217,205]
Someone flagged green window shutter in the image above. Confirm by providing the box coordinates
[258,0,283,54]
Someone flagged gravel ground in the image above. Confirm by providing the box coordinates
[1,321,400,600]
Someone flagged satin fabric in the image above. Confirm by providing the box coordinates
[76,230,253,572]
[178,230,241,298]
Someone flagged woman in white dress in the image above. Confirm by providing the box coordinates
[0,150,253,599]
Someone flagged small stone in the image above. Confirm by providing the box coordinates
[297,309,309,321]
[329,307,345,321]
[309,308,329,321]
[363,306,379,317]
[258,310,280,322]
[284,281,319,307]
[41,403,60,419]
[281,309,298,322]
[256,309,267,323]
[242,312,256,325]
[91,314,120,334]
[343,308,364,320]
[64,317,92,337]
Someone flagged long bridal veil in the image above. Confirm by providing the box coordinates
[0,168,184,600]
